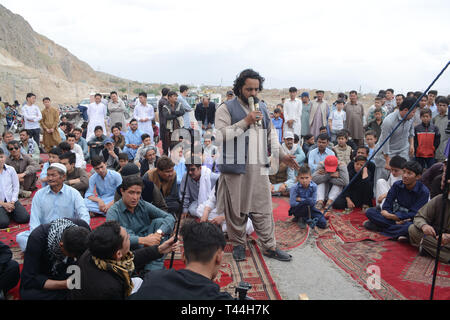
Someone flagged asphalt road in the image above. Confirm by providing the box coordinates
[263,233,374,300]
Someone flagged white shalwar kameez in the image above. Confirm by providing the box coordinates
[86,102,107,141]
[133,102,155,143]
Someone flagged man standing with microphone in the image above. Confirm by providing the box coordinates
[215,69,299,262]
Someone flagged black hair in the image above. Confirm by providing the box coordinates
[389,155,407,169]
[19,129,29,135]
[354,155,367,163]
[316,90,324,94]
[406,92,414,97]
[420,94,428,100]
[88,221,123,260]
[156,155,175,171]
[141,133,150,141]
[232,69,265,97]
[386,88,394,94]
[62,226,90,258]
[94,93,102,98]
[403,160,422,176]
[180,221,226,264]
[129,118,138,124]
[357,145,370,156]
[0,148,4,155]
[58,141,71,152]
[317,133,329,141]
[91,155,105,167]
[349,90,358,95]
[2,131,13,138]
[413,91,423,99]
[335,99,345,105]
[114,122,122,128]
[94,125,103,132]
[111,125,120,132]
[336,130,348,139]
[73,127,82,133]
[373,107,383,114]
[298,164,311,176]
[43,97,51,102]
[121,175,144,191]
[398,97,417,111]
[395,94,405,100]
[7,140,19,148]
[110,91,118,96]
[374,96,383,101]
[66,133,76,139]
[139,92,147,98]
[428,90,438,96]
[319,126,327,132]
[294,134,300,144]
[337,92,346,98]
[26,93,35,99]
[161,88,170,96]
[420,108,432,117]
[167,91,178,98]
[59,152,76,165]
[365,130,377,138]
[118,153,129,161]
[289,87,297,93]
[436,96,449,106]
[49,147,63,157]
[303,133,313,141]
[179,85,189,93]
[273,108,281,114]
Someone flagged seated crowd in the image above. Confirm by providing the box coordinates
[0,88,449,301]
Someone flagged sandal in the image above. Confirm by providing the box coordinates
[263,248,292,262]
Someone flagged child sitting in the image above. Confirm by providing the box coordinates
[332,130,352,166]
[117,152,129,173]
[414,108,440,170]
[333,155,373,211]
[312,155,349,211]
[376,155,406,208]
[289,165,327,229]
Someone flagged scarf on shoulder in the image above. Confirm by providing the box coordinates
[92,251,135,297]
[47,218,77,276]
[148,167,176,197]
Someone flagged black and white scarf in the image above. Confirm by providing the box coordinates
[47,218,77,276]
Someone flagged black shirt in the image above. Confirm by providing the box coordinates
[129,268,233,300]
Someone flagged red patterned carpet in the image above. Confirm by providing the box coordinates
[317,210,450,300]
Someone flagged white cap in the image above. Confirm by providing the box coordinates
[48,163,67,174]
[284,131,294,139]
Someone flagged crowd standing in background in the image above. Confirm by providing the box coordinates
[1,74,450,300]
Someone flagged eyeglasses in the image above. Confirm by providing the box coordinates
[8,146,19,151]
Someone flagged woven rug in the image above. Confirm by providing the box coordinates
[317,213,450,300]
[164,239,282,300]
[327,208,389,243]
[264,197,309,250]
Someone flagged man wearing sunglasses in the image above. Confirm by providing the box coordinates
[5,140,40,198]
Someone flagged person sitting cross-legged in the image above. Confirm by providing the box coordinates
[129,221,233,300]
[0,148,29,229]
[101,138,121,171]
[375,155,406,209]
[19,129,40,164]
[289,164,327,229]
[69,220,177,300]
[87,126,106,160]
[39,147,63,188]
[106,175,175,271]
[333,155,374,211]
[16,163,91,252]
[312,155,349,211]
[20,218,90,300]
[364,161,429,240]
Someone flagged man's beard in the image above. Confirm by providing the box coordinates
[239,94,259,106]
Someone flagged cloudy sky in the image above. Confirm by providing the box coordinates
[2,0,450,94]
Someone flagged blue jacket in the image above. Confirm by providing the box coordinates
[289,181,317,208]
[382,180,429,220]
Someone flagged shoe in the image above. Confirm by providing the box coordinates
[397,236,408,242]
[297,218,307,229]
[363,220,381,232]
[263,248,292,262]
[232,245,246,262]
